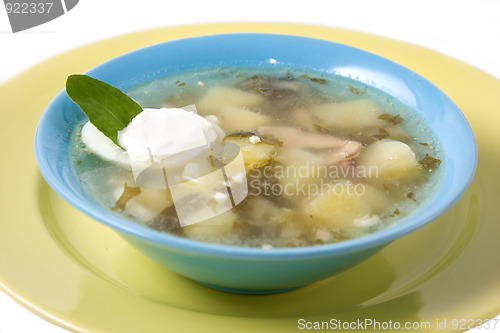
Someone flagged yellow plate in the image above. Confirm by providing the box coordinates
[1,23,499,333]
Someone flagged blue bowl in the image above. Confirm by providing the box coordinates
[34,33,477,294]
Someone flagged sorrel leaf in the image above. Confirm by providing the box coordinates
[66,74,142,147]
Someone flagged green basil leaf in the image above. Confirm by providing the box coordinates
[66,74,142,147]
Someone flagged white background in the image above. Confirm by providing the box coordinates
[0,0,499,332]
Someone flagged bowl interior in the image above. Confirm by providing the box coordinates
[34,33,477,257]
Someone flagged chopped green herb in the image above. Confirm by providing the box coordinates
[313,123,336,135]
[378,113,403,125]
[66,75,143,147]
[298,73,326,84]
[258,134,284,147]
[419,142,429,146]
[309,77,327,84]
[407,192,416,201]
[420,154,442,170]
[112,184,141,211]
[388,208,400,217]
[178,82,186,87]
[225,131,257,138]
[224,131,283,146]
[372,128,390,140]
[348,85,366,95]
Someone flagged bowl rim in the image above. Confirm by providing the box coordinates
[34,32,477,259]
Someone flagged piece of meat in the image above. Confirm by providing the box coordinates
[258,126,350,148]
[257,125,363,167]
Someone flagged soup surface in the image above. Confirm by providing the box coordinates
[72,67,443,248]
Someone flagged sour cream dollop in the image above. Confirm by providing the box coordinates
[118,108,220,162]
[81,107,224,166]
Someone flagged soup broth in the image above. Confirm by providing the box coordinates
[72,67,443,248]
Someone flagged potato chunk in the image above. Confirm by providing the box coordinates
[290,107,316,130]
[356,139,421,180]
[223,135,276,170]
[125,188,173,221]
[274,148,324,200]
[311,99,386,130]
[303,181,371,228]
[183,209,237,239]
[360,184,390,214]
[240,196,295,228]
[218,105,271,132]
[197,86,265,115]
